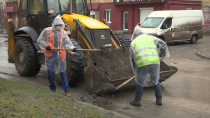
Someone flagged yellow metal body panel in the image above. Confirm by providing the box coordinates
[61,13,121,50]
[111,36,120,49]
[61,14,109,29]
[7,23,15,62]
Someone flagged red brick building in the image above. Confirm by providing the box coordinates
[88,0,202,31]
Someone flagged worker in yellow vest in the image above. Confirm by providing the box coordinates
[129,25,170,106]
[37,15,76,97]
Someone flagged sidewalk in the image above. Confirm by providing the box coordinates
[195,48,210,60]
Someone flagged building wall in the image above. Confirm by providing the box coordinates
[167,0,202,10]
[99,3,162,31]
[201,0,210,5]
[87,0,112,3]
[202,6,210,34]
[99,1,202,31]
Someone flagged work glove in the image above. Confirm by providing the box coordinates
[45,46,51,50]
[72,48,77,52]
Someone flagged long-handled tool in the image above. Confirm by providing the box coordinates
[52,48,101,52]
[116,76,135,90]
[51,44,112,54]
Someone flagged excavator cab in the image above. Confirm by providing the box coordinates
[19,0,89,34]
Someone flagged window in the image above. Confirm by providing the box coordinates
[105,9,111,22]
[30,0,44,14]
[21,0,27,17]
[123,11,128,30]
[161,18,172,29]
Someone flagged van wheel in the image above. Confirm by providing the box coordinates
[190,35,198,44]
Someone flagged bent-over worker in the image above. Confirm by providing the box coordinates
[129,25,170,106]
[37,15,76,97]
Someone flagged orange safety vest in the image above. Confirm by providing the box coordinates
[44,28,67,61]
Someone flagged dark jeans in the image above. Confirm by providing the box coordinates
[135,82,162,102]
[47,70,70,93]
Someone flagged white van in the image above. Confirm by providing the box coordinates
[140,10,204,44]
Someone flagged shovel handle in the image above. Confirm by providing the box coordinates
[52,48,101,52]
[116,76,135,90]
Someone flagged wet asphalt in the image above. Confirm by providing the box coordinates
[0,33,210,118]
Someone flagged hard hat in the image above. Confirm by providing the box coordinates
[8,19,13,23]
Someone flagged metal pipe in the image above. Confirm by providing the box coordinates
[90,0,93,10]
[69,0,72,15]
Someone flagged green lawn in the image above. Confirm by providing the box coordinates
[0,78,120,118]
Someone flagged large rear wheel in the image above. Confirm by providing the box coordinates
[56,38,84,86]
[14,37,41,76]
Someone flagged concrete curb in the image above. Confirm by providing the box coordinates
[195,50,210,60]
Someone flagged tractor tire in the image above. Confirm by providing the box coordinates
[14,37,41,76]
[56,38,84,86]
[115,34,132,47]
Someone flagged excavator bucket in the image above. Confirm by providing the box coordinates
[84,48,178,94]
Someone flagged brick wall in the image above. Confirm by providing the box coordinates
[202,5,210,34]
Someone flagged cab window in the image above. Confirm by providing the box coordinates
[30,0,44,14]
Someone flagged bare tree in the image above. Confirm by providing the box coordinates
[0,0,6,33]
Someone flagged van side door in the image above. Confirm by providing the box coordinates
[160,18,173,42]
[172,17,190,41]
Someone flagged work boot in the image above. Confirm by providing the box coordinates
[156,99,162,105]
[130,100,141,107]
[65,92,71,97]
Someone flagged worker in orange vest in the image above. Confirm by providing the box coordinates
[37,15,76,97]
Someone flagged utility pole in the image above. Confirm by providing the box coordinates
[0,1,3,33]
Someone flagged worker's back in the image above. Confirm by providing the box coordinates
[131,35,160,67]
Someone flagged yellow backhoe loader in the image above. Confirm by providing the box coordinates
[7,0,177,94]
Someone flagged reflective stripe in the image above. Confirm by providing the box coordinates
[50,30,54,40]
[136,47,157,53]
[45,39,53,42]
[46,28,50,39]
[136,54,158,60]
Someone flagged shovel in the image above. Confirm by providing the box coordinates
[116,76,135,90]
[52,44,112,54]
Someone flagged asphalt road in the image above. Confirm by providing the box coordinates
[0,33,210,118]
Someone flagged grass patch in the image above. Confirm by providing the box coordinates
[0,78,119,118]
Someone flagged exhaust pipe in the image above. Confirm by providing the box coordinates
[69,0,72,15]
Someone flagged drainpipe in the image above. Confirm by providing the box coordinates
[69,0,72,15]
[90,0,93,10]
[132,4,134,31]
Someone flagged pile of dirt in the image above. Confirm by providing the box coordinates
[77,94,116,110]
[92,50,134,80]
